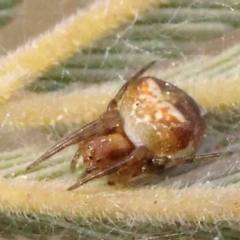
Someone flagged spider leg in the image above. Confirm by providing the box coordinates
[26,110,122,171]
[107,61,157,111]
[70,148,81,172]
[129,60,157,81]
[85,165,99,174]
[67,146,153,191]
[160,152,232,169]
[78,164,100,180]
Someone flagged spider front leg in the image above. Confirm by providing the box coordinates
[107,61,156,112]
[26,110,123,171]
[67,146,154,190]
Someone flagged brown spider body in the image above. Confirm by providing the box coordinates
[26,62,219,190]
[80,133,134,172]
[117,77,205,158]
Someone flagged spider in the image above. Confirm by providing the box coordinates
[26,61,223,190]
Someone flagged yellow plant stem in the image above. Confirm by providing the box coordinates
[0,0,163,104]
[180,78,240,109]
[0,91,114,128]
[0,76,239,128]
[0,179,239,222]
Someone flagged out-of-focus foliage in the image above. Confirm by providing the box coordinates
[0,0,21,27]
[28,0,240,92]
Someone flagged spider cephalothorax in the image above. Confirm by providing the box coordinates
[26,62,221,190]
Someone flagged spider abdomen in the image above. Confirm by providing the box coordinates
[117,77,206,158]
